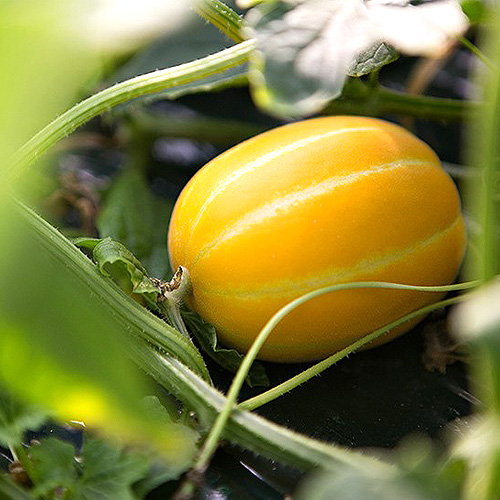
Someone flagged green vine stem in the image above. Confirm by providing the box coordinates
[194,0,245,43]
[460,36,495,70]
[8,40,255,181]
[326,82,478,121]
[168,280,477,499]
[240,288,474,411]
[129,340,391,474]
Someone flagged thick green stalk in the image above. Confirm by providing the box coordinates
[130,339,389,474]
[469,14,500,281]
[9,40,254,181]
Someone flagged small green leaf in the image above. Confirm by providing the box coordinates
[92,238,159,310]
[182,310,269,388]
[72,237,102,252]
[0,388,47,449]
[348,42,398,78]
[97,168,172,280]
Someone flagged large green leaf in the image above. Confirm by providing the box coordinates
[243,0,396,117]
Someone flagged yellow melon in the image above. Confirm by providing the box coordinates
[168,116,466,362]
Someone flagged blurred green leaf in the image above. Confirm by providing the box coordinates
[0,199,204,462]
[461,0,487,24]
[244,0,398,117]
[75,438,149,500]
[0,0,195,475]
[182,310,269,388]
[97,168,173,280]
[0,388,47,449]
[30,438,77,498]
[27,436,152,500]
[296,457,461,500]
[452,416,500,500]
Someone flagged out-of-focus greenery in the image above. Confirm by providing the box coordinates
[1,1,500,499]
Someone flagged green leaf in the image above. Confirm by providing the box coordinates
[92,238,159,310]
[182,310,269,388]
[461,0,487,24]
[76,438,149,500]
[244,0,395,117]
[97,168,173,280]
[348,42,398,78]
[296,455,461,500]
[30,438,77,498]
[0,388,47,449]
[71,238,101,252]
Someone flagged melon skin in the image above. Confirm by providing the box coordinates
[168,116,467,363]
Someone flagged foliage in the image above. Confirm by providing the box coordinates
[0,0,499,499]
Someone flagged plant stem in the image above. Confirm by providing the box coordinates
[460,36,495,70]
[240,294,470,411]
[14,199,211,383]
[194,0,244,43]
[129,339,390,473]
[11,445,35,484]
[177,280,477,488]
[469,12,500,282]
[327,82,478,121]
[129,108,267,146]
[9,40,255,181]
